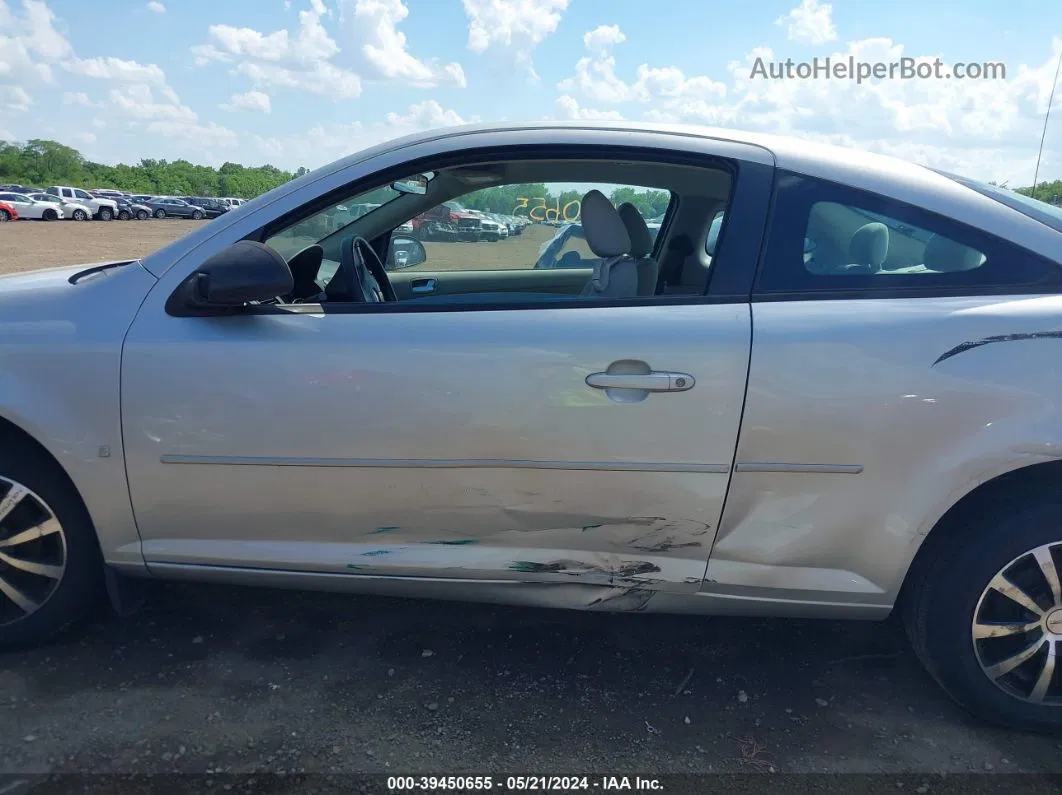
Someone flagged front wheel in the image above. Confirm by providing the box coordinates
[153,209,166,219]
[96,207,113,221]
[903,493,1062,732]
[118,210,131,221]
[191,210,204,220]
[136,210,149,220]
[0,444,104,651]
[0,210,9,222]
[72,209,88,222]
[42,209,58,222]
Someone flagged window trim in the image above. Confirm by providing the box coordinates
[234,144,774,313]
[752,170,1062,301]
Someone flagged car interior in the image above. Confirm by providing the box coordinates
[259,158,734,307]
[803,200,987,276]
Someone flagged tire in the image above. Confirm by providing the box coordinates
[0,210,9,222]
[191,210,204,221]
[72,209,88,222]
[153,209,166,219]
[118,210,131,221]
[97,207,114,221]
[0,443,104,651]
[42,209,58,222]
[136,210,149,220]
[902,490,1062,732]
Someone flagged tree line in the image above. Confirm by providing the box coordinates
[2,137,1059,208]
[0,139,306,199]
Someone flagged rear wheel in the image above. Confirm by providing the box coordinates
[118,210,131,221]
[136,210,149,220]
[903,493,1062,732]
[0,210,9,222]
[72,209,88,221]
[153,209,166,219]
[0,445,103,651]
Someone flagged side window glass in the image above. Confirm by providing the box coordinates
[758,173,1061,293]
[391,183,671,274]
[74,190,91,200]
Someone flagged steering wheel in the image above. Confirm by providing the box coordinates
[324,235,397,303]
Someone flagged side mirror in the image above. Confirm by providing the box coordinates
[391,174,428,195]
[386,236,427,270]
[166,240,293,316]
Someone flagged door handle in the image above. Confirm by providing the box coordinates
[585,371,695,392]
[410,278,436,294]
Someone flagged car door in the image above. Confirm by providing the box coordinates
[121,133,772,594]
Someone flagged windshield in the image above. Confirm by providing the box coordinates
[267,185,407,259]
[937,170,1062,234]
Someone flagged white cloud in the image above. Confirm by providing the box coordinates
[72,131,96,145]
[221,89,272,113]
[146,120,239,149]
[146,1,166,12]
[555,95,623,120]
[235,59,362,98]
[0,84,31,111]
[63,55,166,84]
[61,91,100,106]
[252,100,475,169]
[192,2,362,99]
[462,0,570,81]
[557,25,727,109]
[583,25,625,55]
[0,0,74,83]
[109,84,196,122]
[343,0,466,87]
[775,0,837,46]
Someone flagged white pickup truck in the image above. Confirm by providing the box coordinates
[44,186,118,221]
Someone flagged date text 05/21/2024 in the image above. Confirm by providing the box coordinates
[387,776,664,791]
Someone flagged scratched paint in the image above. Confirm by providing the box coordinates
[933,330,1062,366]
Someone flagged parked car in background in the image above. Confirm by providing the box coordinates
[412,200,483,241]
[0,191,63,220]
[44,186,117,220]
[25,192,93,221]
[144,197,205,219]
[182,197,228,219]
[115,198,152,221]
[0,201,19,221]
[91,189,126,200]
[218,197,245,209]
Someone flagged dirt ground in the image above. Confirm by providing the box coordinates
[1,219,1061,790]
[0,219,565,275]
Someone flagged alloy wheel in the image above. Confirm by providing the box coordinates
[972,541,1061,704]
[0,477,67,626]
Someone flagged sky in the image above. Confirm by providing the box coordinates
[1,0,1061,186]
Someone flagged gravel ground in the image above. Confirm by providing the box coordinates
[1,581,1060,786]
[0,219,559,275]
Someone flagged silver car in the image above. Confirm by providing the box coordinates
[2,122,1062,732]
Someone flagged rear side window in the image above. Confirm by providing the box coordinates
[757,172,1061,295]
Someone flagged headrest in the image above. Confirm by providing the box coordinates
[581,190,630,258]
[617,203,652,258]
[923,234,985,272]
[849,222,889,266]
